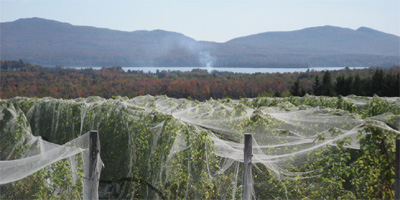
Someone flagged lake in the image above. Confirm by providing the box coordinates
[66,66,369,74]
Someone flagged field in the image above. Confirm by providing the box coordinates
[1,95,399,199]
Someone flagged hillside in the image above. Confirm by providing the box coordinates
[227,25,399,56]
[1,18,399,67]
[0,18,202,66]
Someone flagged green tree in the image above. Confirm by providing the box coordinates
[351,74,362,95]
[321,71,334,96]
[344,75,353,96]
[290,78,305,96]
[312,75,322,96]
[372,68,384,96]
[335,75,345,96]
[382,72,399,96]
[336,75,353,96]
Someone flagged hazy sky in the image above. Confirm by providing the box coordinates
[1,0,399,42]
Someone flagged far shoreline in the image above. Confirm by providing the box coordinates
[62,66,370,74]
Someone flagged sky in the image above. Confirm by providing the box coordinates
[1,0,399,42]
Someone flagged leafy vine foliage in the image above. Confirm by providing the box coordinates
[0,101,84,199]
[1,95,399,199]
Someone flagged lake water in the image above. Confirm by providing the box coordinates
[67,66,369,74]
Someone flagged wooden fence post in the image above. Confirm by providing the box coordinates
[88,130,100,200]
[395,138,400,200]
[243,134,252,200]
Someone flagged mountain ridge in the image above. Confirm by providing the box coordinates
[227,25,399,56]
[1,17,399,67]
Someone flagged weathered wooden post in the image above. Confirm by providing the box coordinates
[88,130,100,200]
[395,138,400,199]
[243,133,252,200]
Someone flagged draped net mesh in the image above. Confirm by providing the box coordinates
[0,101,102,199]
[1,95,399,199]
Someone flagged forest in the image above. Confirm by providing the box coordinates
[1,60,399,100]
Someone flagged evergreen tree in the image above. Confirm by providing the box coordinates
[336,75,353,96]
[290,78,305,96]
[335,75,345,96]
[382,72,400,97]
[371,68,384,96]
[312,75,322,96]
[364,77,374,96]
[383,73,394,96]
[351,74,362,96]
[344,75,353,96]
[322,71,334,96]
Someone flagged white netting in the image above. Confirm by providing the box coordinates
[0,102,102,199]
[1,95,399,199]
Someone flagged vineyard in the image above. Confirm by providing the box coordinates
[1,95,399,199]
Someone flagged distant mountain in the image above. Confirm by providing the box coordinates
[227,25,399,56]
[0,18,202,66]
[1,18,399,67]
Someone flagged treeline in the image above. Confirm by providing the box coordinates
[1,60,399,100]
[291,69,399,97]
[1,59,45,72]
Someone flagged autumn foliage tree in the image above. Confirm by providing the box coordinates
[1,60,399,100]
